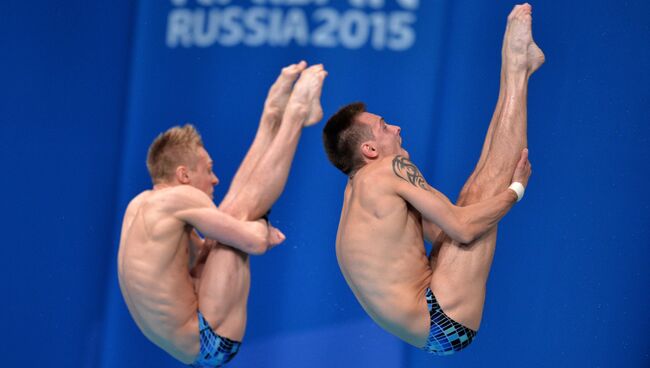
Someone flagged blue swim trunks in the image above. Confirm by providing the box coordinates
[422,287,477,355]
[191,311,241,368]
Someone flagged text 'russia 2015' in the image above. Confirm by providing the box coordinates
[166,0,421,51]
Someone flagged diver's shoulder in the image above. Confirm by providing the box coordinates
[352,156,398,188]
[126,190,151,210]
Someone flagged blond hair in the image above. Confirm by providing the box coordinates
[146,124,204,184]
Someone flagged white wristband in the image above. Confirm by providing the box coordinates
[509,182,525,202]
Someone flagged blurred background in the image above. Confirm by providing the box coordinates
[1,0,649,367]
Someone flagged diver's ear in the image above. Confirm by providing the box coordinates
[176,166,191,184]
[360,141,378,159]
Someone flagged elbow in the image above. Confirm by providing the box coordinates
[457,223,493,244]
[251,245,268,255]
[455,229,476,245]
[445,209,473,244]
[245,235,269,255]
[451,218,479,244]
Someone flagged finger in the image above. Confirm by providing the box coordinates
[518,148,529,166]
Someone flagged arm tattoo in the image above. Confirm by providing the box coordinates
[392,155,430,191]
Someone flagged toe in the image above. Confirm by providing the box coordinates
[307,64,323,74]
[284,61,307,75]
[508,7,518,20]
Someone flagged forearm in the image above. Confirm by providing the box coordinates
[457,188,518,243]
[178,207,267,253]
[212,221,268,254]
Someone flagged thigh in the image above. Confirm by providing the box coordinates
[197,245,249,340]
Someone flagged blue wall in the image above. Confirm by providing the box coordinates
[1,1,648,367]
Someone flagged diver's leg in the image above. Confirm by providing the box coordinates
[429,3,544,331]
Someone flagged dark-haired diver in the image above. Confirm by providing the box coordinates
[322,4,543,354]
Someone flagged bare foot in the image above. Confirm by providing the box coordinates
[263,61,307,125]
[502,3,545,76]
[287,64,328,127]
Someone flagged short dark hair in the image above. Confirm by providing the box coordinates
[146,124,204,184]
[322,102,373,176]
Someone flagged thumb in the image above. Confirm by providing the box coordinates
[270,226,286,244]
[276,229,286,242]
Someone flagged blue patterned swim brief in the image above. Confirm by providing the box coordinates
[422,287,477,355]
[191,311,241,368]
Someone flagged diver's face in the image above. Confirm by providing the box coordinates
[187,147,219,199]
[357,112,407,157]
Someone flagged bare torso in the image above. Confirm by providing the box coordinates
[337,157,499,347]
[336,160,432,347]
[117,187,249,364]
